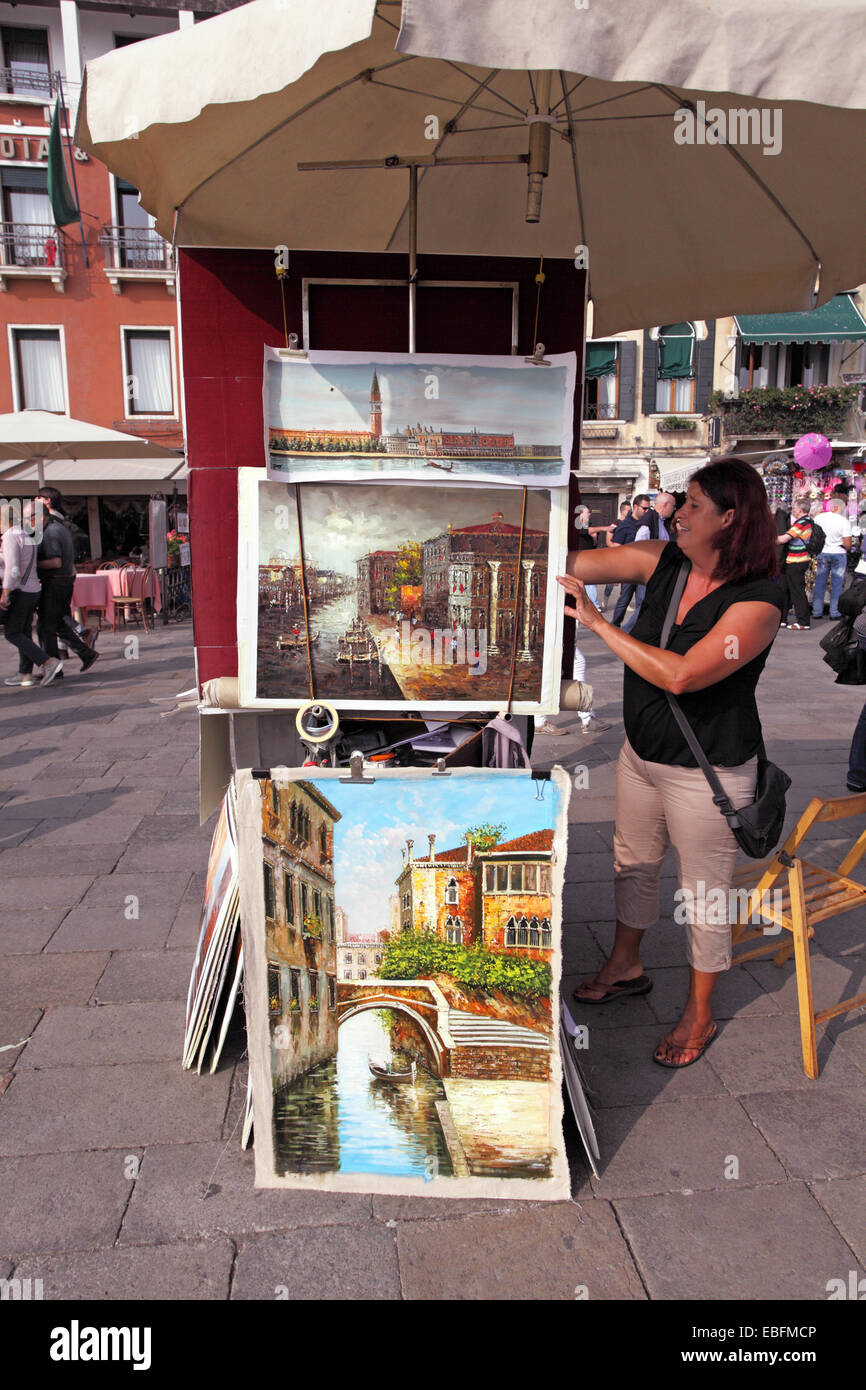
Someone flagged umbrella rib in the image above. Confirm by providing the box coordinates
[382,67,512,253]
[175,56,419,216]
[367,76,519,122]
[560,71,590,301]
[653,84,821,267]
[567,84,658,115]
[442,59,528,119]
[551,76,587,114]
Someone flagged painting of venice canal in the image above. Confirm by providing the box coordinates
[245,477,565,712]
[243,770,570,1196]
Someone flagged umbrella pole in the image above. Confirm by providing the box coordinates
[37,458,45,489]
[408,164,418,353]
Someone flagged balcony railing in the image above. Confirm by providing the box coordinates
[0,222,62,269]
[583,402,619,420]
[99,226,174,273]
[0,66,57,99]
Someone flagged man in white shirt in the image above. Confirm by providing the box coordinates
[811,499,852,620]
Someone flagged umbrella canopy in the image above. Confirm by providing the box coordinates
[0,410,185,486]
[76,0,866,336]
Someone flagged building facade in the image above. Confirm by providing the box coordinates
[394,830,554,961]
[0,0,247,554]
[336,938,385,982]
[261,778,340,1091]
[356,548,396,614]
[422,514,547,659]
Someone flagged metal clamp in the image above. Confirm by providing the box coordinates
[339,750,376,784]
[431,758,451,777]
[524,341,551,366]
[277,332,308,360]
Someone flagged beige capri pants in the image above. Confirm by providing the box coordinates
[613,738,758,973]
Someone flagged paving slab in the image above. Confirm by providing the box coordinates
[29,813,145,849]
[809,1176,866,1267]
[0,952,109,1009]
[372,1194,548,1223]
[580,1022,727,1106]
[0,845,123,877]
[94,950,192,1003]
[119,1141,372,1245]
[16,1237,234,1300]
[396,1200,645,1300]
[166,896,206,951]
[0,1007,41,1072]
[0,874,93,912]
[824,1012,866,1075]
[588,916,692,968]
[232,1225,400,1301]
[741,1087,866,1181]
[0,821,43,850]
[705,1014,864,1094]
[0,909,69,954]
[47,872,192,953]
[0,1062,232,1154]
[644,963,782,1024]
[590,1095,787,1199]
[18,1002,186,1069]
[0,1149,139,1256]
[615,1183,864,1301]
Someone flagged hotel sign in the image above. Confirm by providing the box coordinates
[0,135,49,161]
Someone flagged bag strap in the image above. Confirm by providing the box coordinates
[660,561,743,828]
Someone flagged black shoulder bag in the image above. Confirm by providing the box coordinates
[660,561,791,859]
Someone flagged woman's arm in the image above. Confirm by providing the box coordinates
[565,538,667,586]
[556,575,781,695]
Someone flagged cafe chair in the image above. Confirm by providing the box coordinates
[112,565,153,633]
[96,561,118,569]
[730,792,866,1079]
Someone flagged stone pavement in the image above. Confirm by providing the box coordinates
[0,616,864,1302]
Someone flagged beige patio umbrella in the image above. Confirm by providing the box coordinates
[0,411,185,488]
[75,0,866,336]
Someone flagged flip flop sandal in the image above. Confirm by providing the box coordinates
[573,973,653,1005]
[652,1021,718,1069]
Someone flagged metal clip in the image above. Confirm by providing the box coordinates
[277,332,308,360]
[431,758,451,776]
[524,341,551,367]
[534,779,546,801]
[339,750,375,783]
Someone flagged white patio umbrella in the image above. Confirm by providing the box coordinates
[75,0,866,336]
[0,411,185,488]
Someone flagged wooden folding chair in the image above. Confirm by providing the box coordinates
[731,793,866,1078]
[112,566,152,633]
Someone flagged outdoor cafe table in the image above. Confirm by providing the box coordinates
[72,569,162,627]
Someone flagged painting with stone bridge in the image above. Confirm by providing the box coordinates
[237,469,567,714]
[237,766,571,1198]
[264,348,576,488]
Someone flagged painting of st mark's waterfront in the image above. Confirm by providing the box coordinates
[237,767,570,1198]
[264,349,576,488]
[237,471,567,713]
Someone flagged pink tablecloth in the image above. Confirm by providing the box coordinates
[72,569,162,624]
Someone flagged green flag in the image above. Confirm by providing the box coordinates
[47,99,79,227]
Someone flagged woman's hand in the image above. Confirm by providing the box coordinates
[556,573,606,631]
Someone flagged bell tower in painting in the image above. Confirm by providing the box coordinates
[370,369,382,440]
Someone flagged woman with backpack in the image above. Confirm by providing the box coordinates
[777,496,822,629]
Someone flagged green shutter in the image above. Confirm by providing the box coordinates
[658,323,694,379]
[584,342,617,379]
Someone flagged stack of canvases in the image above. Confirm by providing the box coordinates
[187,347,596,1194]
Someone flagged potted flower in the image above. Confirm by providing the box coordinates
[308,994,319,1012]
[303,913,323,939]
[289,998,301,1014]
[658,416,697,432]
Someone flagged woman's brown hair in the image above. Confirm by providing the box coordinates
[687,457,779,582]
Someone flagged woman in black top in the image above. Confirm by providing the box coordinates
[558,459,783,1067]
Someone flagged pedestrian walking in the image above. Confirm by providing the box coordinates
[624,490,678,632]
[777,496,814,629]
[609,494,657,626]
[22,493,99,679]
[811,497,851,620]
[0,504,62,687]
[557,457,783,1067]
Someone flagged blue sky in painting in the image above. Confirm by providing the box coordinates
[268,360,568,444]
[319,773,563,939]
